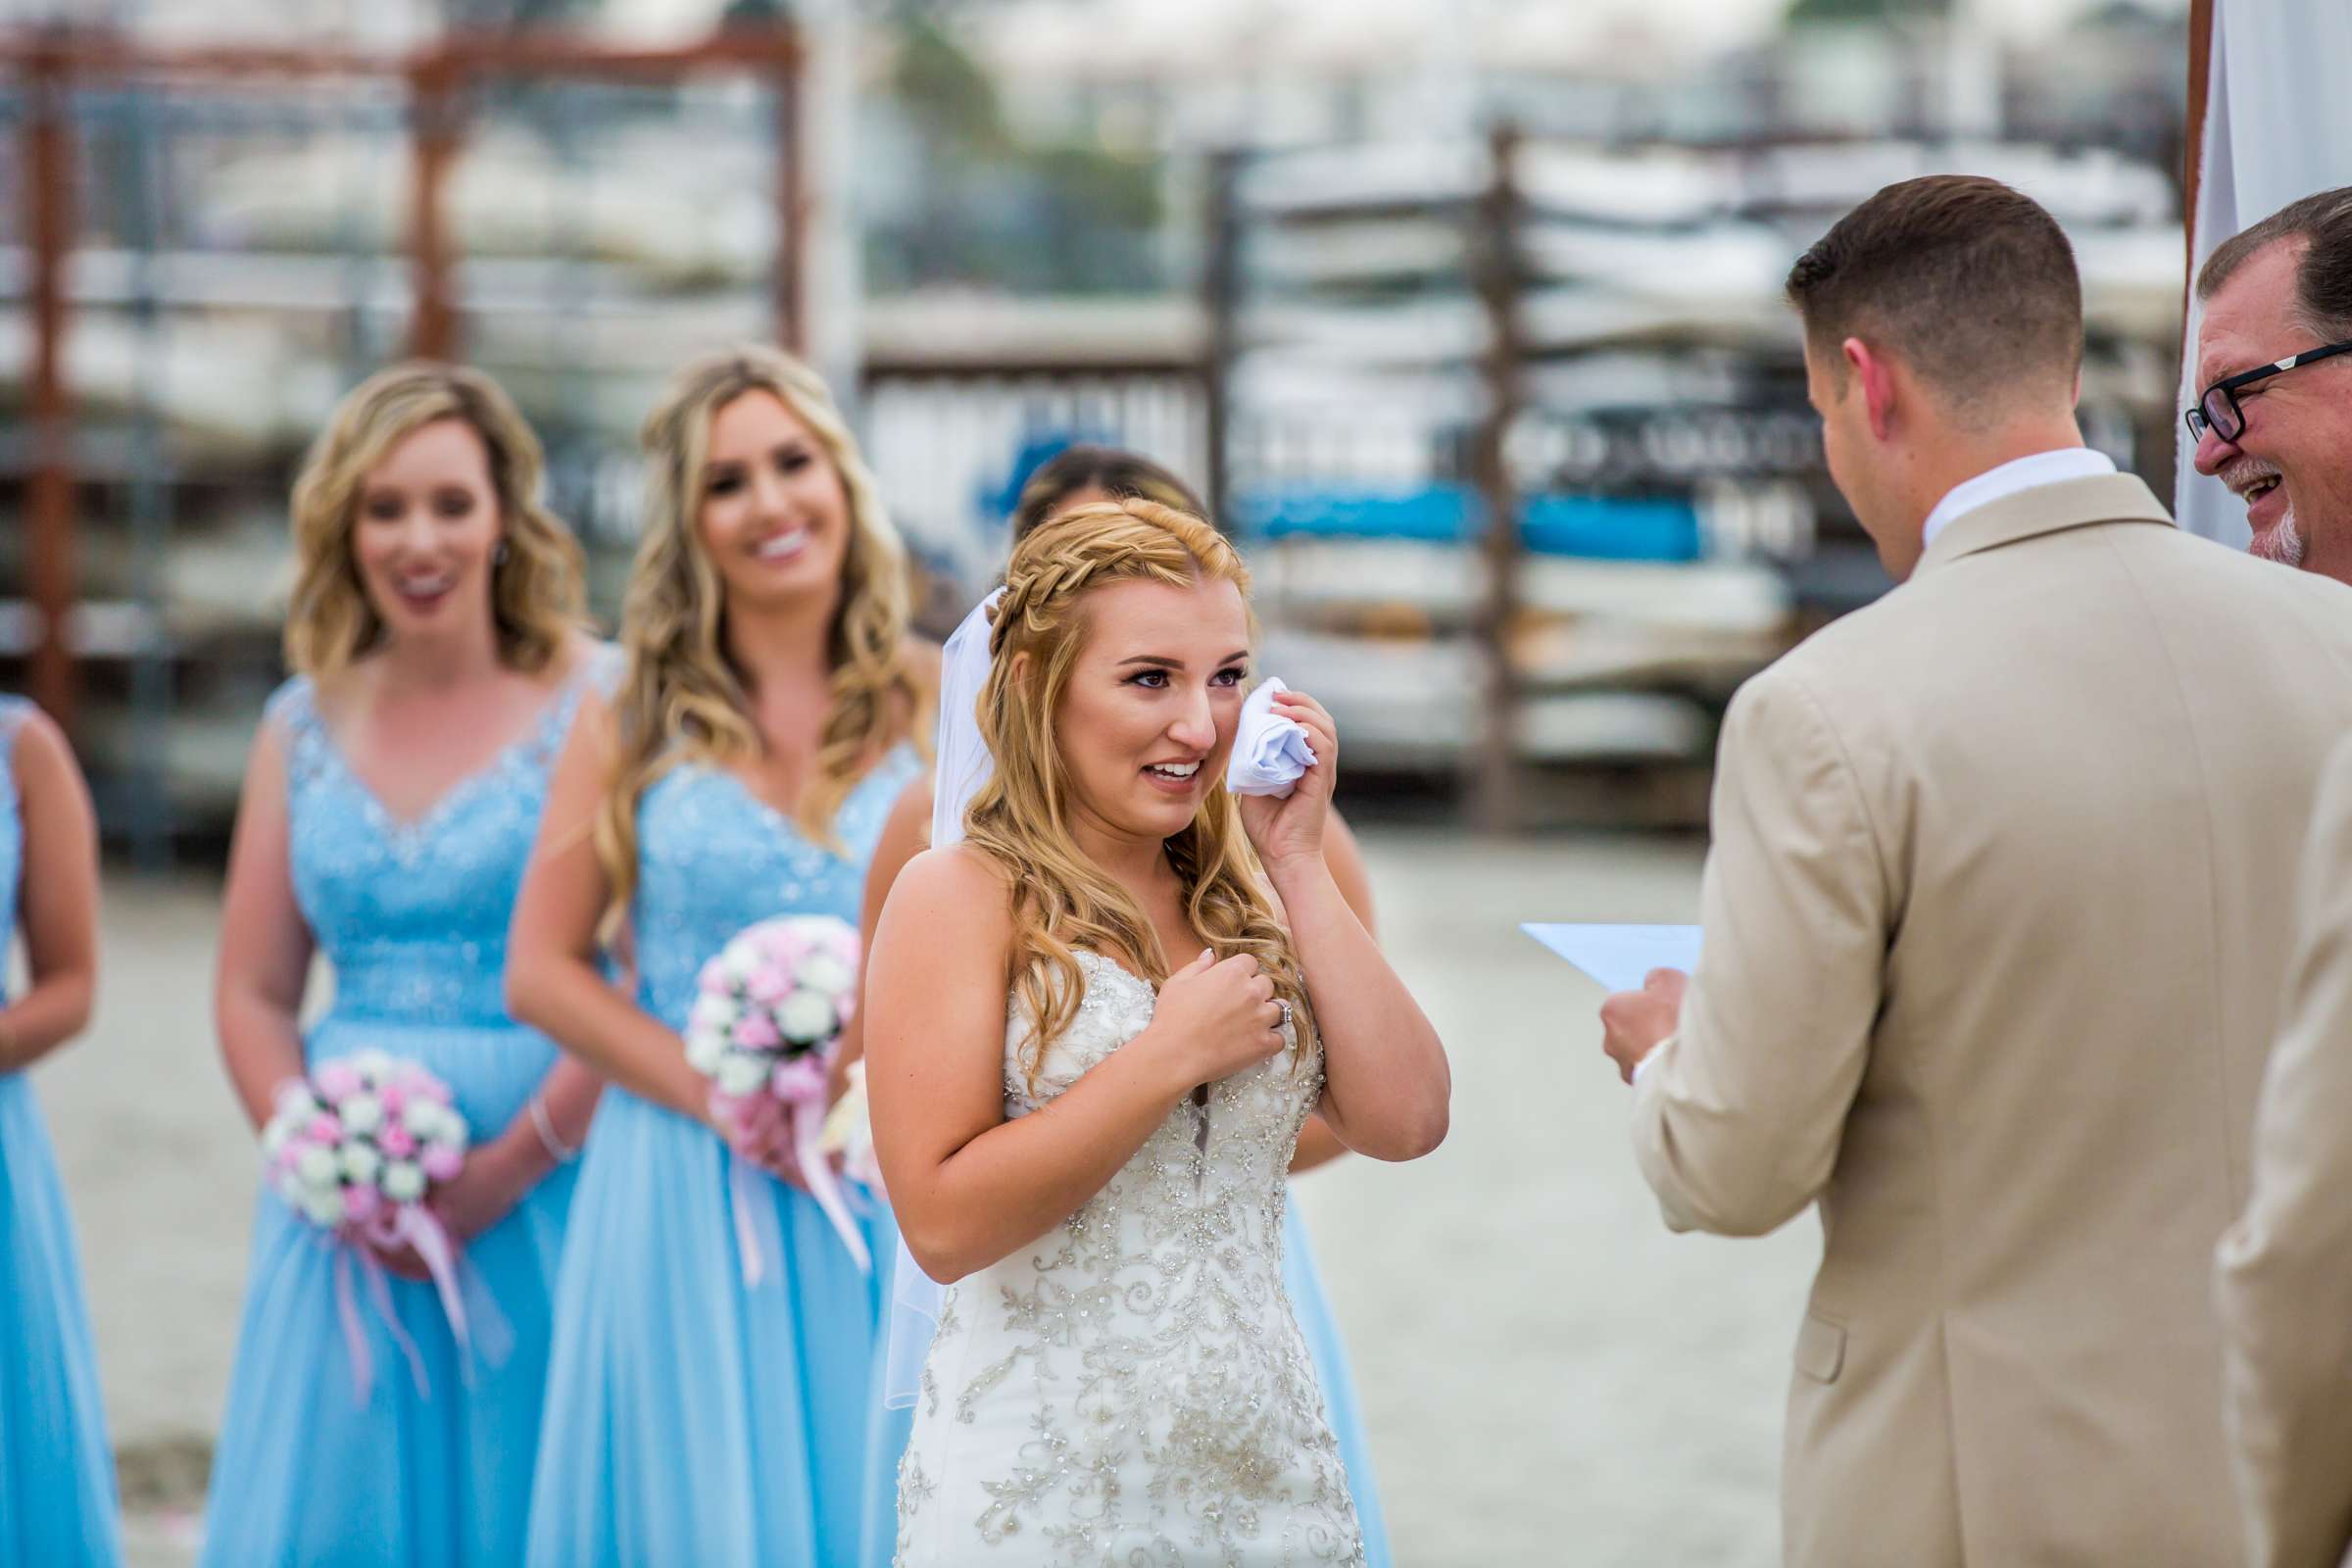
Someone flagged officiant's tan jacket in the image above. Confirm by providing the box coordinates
[1633,473,2352,1567]
[2217,734,2352,1568]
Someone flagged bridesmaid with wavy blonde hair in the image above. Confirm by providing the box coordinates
[510,344,931,1567]
[204,361,608,1567]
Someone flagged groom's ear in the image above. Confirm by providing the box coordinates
[1843,337,1900,444]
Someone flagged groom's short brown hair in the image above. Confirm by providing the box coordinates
[1786,175,2083,422]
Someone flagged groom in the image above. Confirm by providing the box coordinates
[1598,176,2352,1566]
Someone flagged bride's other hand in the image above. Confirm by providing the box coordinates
[1147,949,1287,1085]
[1236,689,1337,875]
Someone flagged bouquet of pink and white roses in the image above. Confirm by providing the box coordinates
[684,914,869,1279]
[262,1052,490,1400]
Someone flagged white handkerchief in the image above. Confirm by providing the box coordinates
[1226,677,1318,798]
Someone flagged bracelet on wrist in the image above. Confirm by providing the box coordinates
[528,1091,582,1164]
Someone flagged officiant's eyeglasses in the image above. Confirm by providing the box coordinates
[2185,338,2352,444]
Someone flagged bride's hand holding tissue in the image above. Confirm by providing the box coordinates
[1232,678,1338,876]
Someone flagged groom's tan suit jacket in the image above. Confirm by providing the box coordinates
[1632,473,2352,1567]
[2217,734,2352,1568]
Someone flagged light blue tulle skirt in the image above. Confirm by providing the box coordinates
[199,1019,575,1568]
[0,1071,121,1567]
[1283,1200,1390,1565]
[857,1196,1389,1567]
[525,1085,890,1568]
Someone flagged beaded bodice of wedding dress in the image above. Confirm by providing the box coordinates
[895,949,1365,1568]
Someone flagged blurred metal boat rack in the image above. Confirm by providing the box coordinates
[1202,127,2182,830]
[0,24,813,860]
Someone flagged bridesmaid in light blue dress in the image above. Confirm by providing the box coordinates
[511,346,930,1567]
[851,447,1392,1566]
[0,697,121,1567]
[203,364,605,1567]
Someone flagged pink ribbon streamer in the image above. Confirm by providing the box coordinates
[717,1068,871,1284]
[790,1087,870,1275]
[332,1244,428,1407]
[327,1207,508,1406]
[728,1152,787,1289]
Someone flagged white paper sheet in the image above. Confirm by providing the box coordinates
[1519,923,1701,994]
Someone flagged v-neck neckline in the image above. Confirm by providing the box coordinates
[703,744,913,848]
[310,674,579,844]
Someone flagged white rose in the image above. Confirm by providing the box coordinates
[304,1188,347,1228]
[402,1099,444,1138]
[339,1093,384,1136]
[435,1106,469,1149]
[716,1053,769,1098]
[689,994,737,1036]
[272,1169,308,1207]
[721,942,764,986]
[350,1049,395,1084]
[684,1032,727,1076]
[261,1119,291,1157]
[339,1143,383,1184]
[381,1161,426,1203]
[272,1083,319,1121]
[798,955,855,999]
[777,990,837,1046]
[295,1146,339,1187]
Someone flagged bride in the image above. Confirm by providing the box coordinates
[866,497,1450,1565]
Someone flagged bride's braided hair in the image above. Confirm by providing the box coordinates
[962,498,1316,1081]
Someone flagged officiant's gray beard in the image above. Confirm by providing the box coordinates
[2250,504,2307,568]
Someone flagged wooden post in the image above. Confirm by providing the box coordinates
[1200,147,1242,530]
[775,50,806,354]
[24,33,76,727]
[1468,122,1526,832]
[408,48,460,361]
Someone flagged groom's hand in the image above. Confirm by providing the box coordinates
[1600,968,1689,1085]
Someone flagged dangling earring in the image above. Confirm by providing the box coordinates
[493,538,511,568]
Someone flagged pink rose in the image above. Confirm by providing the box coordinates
[745,964,793,1005]
[378,1083,409,1116]
[341,1184,381,1224]
[419,1145,464,1184]
[770,1054,827,1105]
[305,1113,345,1145]
[699,962,732,997]
[379,1125,417,1158]
[730,1012,782,1052]
[315,1062,363,1102]
[757,928,808,969]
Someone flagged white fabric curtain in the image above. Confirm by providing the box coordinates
[2177,0,2352,544]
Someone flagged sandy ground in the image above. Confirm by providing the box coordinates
[32,826,1820,1567]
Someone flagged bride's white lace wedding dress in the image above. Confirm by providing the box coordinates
[894,949,1365,1567]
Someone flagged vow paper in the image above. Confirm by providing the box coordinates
[1520,923,1701,994]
